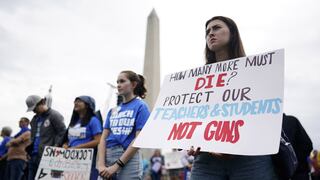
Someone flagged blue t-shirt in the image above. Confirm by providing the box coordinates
[14,127,30,138]
[32,116,45,155]
[68,116,102,147]
[104,97,150,149]
[0,136,12,157]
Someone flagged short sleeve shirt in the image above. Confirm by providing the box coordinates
[68,116,102,147]
[104,98,150,149]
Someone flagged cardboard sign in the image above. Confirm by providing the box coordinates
[164,151,184,169]
[35,146,93,180]
[134,49,284,155]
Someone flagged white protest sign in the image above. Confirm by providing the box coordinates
[35,146,94,180]
[134,49,284,155]
[164,151,184,169]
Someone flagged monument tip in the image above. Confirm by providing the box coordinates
[149,8,158,18]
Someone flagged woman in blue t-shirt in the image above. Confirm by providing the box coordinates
[98,70,150,180]
[62,96,102,180]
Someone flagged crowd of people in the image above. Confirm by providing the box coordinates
[0,16,319,180]
[0,70,149,180]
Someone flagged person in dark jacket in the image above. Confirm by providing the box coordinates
[25,95,66,180]
[282,113,313,180]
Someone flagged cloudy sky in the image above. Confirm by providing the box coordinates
[1,0,319,149]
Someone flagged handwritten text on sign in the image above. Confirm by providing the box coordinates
[35,146,93,180]
[134,50,284,155]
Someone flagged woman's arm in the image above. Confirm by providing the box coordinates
[97,129,110,170]
[101,131,141,178]
[6,131,31,147]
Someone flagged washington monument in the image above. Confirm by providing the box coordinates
[141,9,160,158]
[143,9,160,110]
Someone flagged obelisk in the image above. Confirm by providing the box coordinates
[141,9,161,159]
[143,8,160,111]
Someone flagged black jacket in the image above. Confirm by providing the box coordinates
[282,114,313,177]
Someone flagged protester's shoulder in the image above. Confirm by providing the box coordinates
[21,130,31,137]
[135,98,149,110]
[49,108,63,117]
[283,114,299,125]
[48,108,61,115]
[107,108,114,116]
[285,115,299,122]
[90,116,101,125]
[48,108,64,122]
[4,136,11,141]
[3,136,12,143]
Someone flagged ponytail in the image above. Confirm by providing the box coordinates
[135,74,147,99]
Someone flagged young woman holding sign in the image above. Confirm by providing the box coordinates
[189,16,278,180]
[62,96,102,180]
[97,70,150,179]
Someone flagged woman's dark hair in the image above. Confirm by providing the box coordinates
[20,117,30,123]
[60,99,100,147]
[117,95,124,105]
[205,16,246,64]
[121,70,147,99]
[69,102,95,127]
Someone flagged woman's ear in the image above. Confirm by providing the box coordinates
[132,81,138,89]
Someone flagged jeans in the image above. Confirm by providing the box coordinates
[28,155,40,180]
[150,171,161,180]
[6,159,26,180]
[105,145,142,180]
[191,153,278,180]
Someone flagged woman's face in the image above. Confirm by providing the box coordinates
[206,19,231,52]
[117,73,135,97]
[154,150,161,156]
[33,102,45,114]
[19,119,28,128]
[74,99,86,112]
